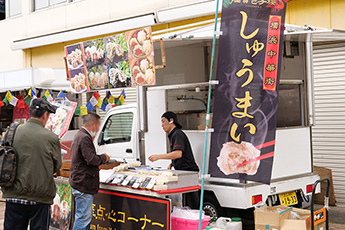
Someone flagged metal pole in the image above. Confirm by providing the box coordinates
[198,0,220,229]
[311,178,330,230]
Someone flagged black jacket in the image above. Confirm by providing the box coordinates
[69,128,107,194]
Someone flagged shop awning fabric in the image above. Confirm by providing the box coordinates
[0,68,69,93]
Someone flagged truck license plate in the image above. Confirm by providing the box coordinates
[279,191,298,206]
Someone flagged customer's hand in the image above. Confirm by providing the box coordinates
[104,153,110,163]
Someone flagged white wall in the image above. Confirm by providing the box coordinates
[155,43,207,85]
[0,0,208,72]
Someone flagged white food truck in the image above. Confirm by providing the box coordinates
[64,24,322,223]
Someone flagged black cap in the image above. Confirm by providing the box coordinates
[30,99,56,114]
[161,111,182,129]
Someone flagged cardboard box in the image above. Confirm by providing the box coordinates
[314,166,336,206]
[281,209,311,230]
[281,208,326,230]
[254,206,292,230]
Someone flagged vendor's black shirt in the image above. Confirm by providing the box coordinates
[168,127,199,172]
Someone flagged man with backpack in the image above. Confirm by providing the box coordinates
[2,99,62,230]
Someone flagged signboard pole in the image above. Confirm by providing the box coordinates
[198,0,221,229]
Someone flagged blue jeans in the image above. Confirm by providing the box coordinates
[72,188,94,230]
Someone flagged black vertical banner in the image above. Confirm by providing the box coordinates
[209,0,287,184]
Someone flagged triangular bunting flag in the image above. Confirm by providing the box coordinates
[74,106,81,116]
[17,99,26,109]
[24,95,31,106]
[100,98,108,112]
[47,95,54,103]
[9,96,18,107]
[119,95,125,105]
[3,97,9,106]
[101,103,107,111]
[57,91,66,98]
[44,89,51,99]
[86,101,95,111]
[121,89,126,99]
[6,91,13,103]
[93,91,101,100]
[106,91,111,99]
[105,104,113,113]
[115,98,121,106]
[108,95,115,104]
[89,96,98,107]
[32,89,37,99]
[96,97,103,108]
[28,89,37,99]
[80,106,88,116]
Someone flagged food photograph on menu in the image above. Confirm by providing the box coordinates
[130,56,155,86]
[83,39,109,90]
[68,68,89,93]
[105,33,131,88]
[126,27,156,86]
[65,43,84,70]
[87,64,108,90]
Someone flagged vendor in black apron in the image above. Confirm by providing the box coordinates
[149,111,200,209]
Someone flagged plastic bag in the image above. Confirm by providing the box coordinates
[289,211,301,220]
[171,206,205,220]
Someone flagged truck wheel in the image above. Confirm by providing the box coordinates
[203,196,225,218]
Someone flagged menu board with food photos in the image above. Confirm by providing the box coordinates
[45,99,77,139]
[64,27,155,91]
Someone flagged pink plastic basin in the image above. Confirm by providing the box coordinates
[171,215,211,230]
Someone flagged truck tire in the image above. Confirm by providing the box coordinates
[203,195,226,218]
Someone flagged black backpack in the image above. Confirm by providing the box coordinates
[0,123,20,187]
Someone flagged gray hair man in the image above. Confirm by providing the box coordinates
[69,113,110,230]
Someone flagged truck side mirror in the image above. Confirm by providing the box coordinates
[98,131,105,146]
